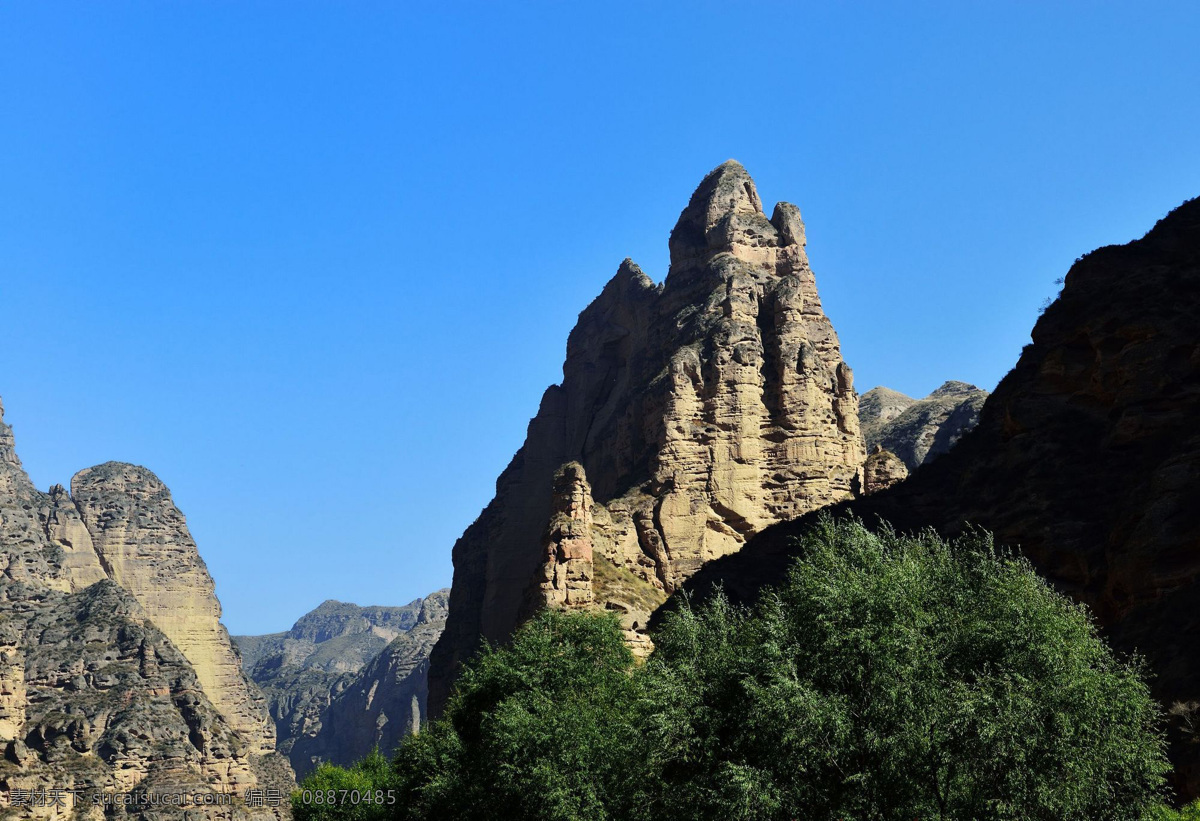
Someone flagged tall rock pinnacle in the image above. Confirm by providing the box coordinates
[428,162,865,712]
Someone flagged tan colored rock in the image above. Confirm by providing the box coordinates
[0,399,290,818]
[42,484,108,592]
[862,445,908,494]
[430,161,865,710]
[70,463,275,755]
[532,463,595,611]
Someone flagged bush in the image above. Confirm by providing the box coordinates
[351,517,1171,820]
[390,608,644,820]
[640,517,1170,819]
[292,749,394,821]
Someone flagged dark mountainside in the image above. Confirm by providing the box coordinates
[235,592,449,778]
[859,381,989,471]
[288,592,447,776]
[429,161,867,714]
[676,197,1200,797]
[236,598,430,676]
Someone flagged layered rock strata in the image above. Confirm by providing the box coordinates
[71,463,274,754]
[0,398,287,817]
[234,592,448,778]
[429,161,865,712]
[680,196,1200,798]
[862,445,908,494]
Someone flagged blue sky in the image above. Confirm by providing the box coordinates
[2,3,1197,634]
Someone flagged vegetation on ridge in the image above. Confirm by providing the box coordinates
[296,517,1173,820]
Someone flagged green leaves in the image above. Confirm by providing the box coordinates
[309,516,1172,820]
[390,609,643,821]
[640,516,1170,819]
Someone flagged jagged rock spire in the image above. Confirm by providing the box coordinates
[429,162,864,714]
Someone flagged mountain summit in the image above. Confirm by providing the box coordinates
[429,162,866,712]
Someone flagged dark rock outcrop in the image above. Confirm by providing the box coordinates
[286,593,447,777]
[677,196,1200,798]
[859,381,989,471]
[429,161,866,713]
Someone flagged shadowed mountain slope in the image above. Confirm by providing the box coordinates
[676,196,1200,798]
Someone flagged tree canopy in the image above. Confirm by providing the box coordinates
[296,517,1172,821]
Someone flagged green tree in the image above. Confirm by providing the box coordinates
[391,609,644,821]
[641,516,1170,820]
[1151,801,1200,820]
[331,517,1170,821]
[293,749,394,821]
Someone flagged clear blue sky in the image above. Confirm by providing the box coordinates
[2,3,1197,634]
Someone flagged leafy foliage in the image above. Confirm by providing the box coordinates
[1150,802,1200,820]
[390,608,643,820]
[292,749,393,821]
[300,517,1172,820]
[640,517,1169,819]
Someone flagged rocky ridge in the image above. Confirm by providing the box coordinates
[0,398,288,818]
[234,592,448,778]
[287,592,447,777]
[859,381,988,471]
[429,161,866,712]
[678,196,1200,798]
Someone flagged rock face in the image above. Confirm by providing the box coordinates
[859,381,988,471]
[429,161,865,713]
[0,399,288,817]
[235,591,449,778]
[679,197,1200,798]
[287,593,447,777]
[862,445,908,494]
[71,463,275,755]
[236,599,428,676]
[530,462,595,612]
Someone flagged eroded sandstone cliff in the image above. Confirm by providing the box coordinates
[0,399,287,818]
[681,196,1200,798]
[429,161,866,712]
[71,463,275,755]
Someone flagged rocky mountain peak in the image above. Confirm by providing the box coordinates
[666,160,808,278]
[70,459,276,754]
[0,401,288,810]
[430,162,864,713]
[860,382,989,471]
[929,380,982,398]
